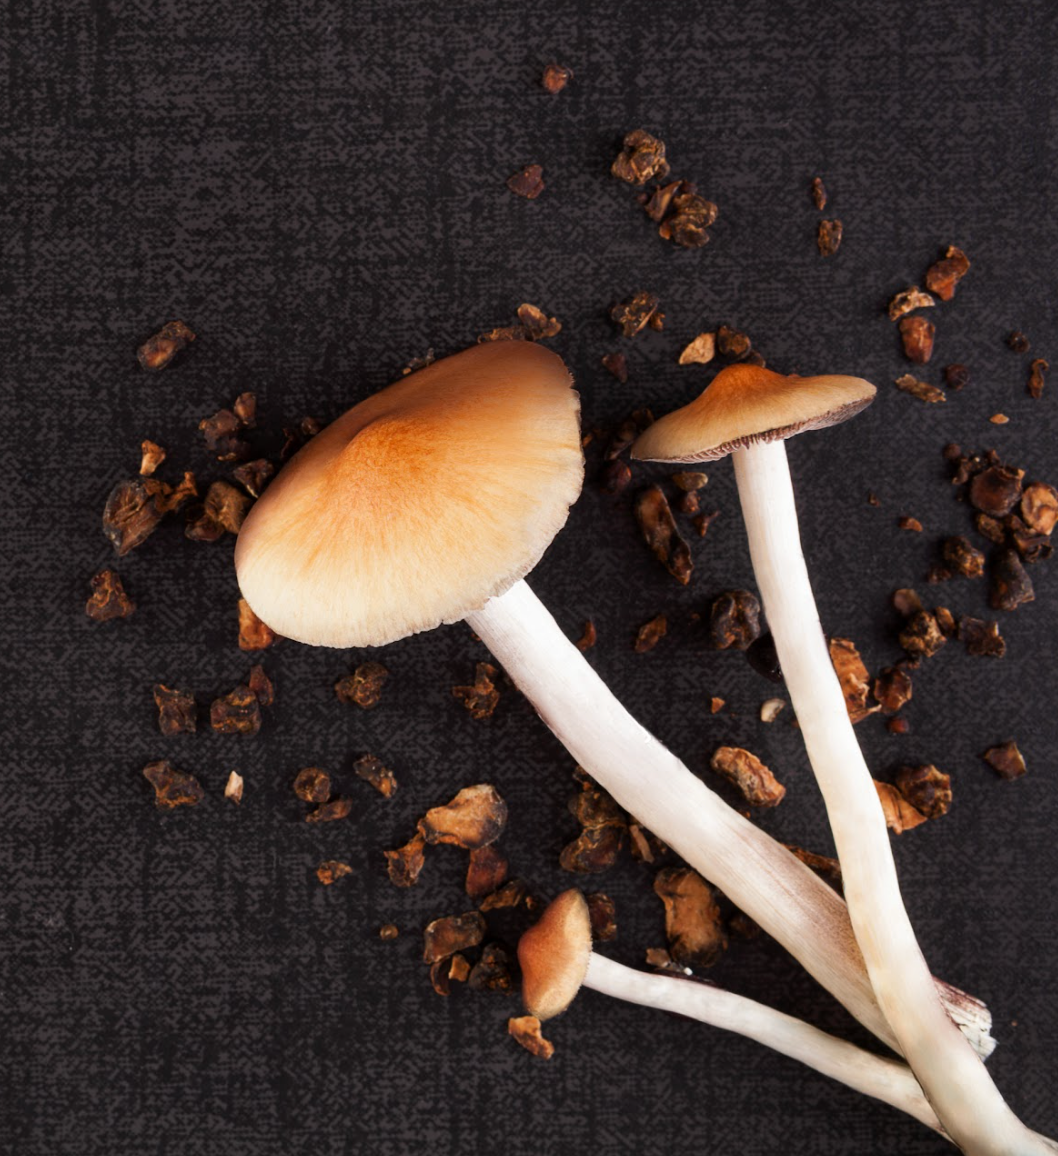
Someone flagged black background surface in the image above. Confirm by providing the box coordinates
[2,2,1057,1153]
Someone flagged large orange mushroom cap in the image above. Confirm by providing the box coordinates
[631,363,876,464]
[518,889,593,1022]
[234,342,583,648]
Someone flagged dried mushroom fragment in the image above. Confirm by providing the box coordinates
[379,923,400,941]
[745,631,783,682]
[335,661,389,709]
[507,164,545,199]
[143,760,204,809]
[944,364,970,391]
[153,471,198,513]
[385,833,426,888]
[969,466,1024,517]
[509,1016,554,1059]
[466,844,509,899]
[232,458,275,498]
[760,698,785,723]
[679,333,716,366]
[709,590,761,650]
[895,375,945,404]
[541,62,573,93]
[899,316,936,364]
[817,219,843,256]
[1007,331,1031,353]
[892,588,924,618]
[924,246,971,301]
[1027,358,1047,399]
[634,614,667,653]
[419,784,507,850]
[898,611,946,658]
[517,303,562,341]
[139,440,166,476]
[559,825,625,873]
[203,480,251,534]
[784,845,843,894]
[887,288,936,321]
[659,191,718,248]
[654,866,727,968]
[103,479,165,555]
[934,607,956,637]
[943,537,986,578]
[810,177,827,209]
[224,771,244,804]
[693,509,720,538]
[1021,483,1058,535]
[153,684,196,735]
[990,550,1034,611]
[85,569,135,621]
[423,911,487,964]
[210,685,261,735]
[569,783,625,830]
[317,861,353,885]
[280,416,323,461]
[898,516,923,533]
[828,638,881,724]
[611,291,663,338]
[480,880,529,911]
[586,892,617,942]
[353,754,397,798]
[635,486,693,585]
[710,746,785,807]
[575,620,597,651]
[895,765,951,820]
[612,129,670,185]
[468,943,513,993]
[199,407,249,462]
[716,324,751,359]
[306,797,353,824]
[672,471,708,492]
[873,667,913,714]
[452,662,502,719]
[982,742,1026,780]
[599,459,632,495]
[601,352,628,382]
[137,320,195,371]
[293,767,332,803]
[247,664,274,707]
[874,781,927,834]
[238,598,278,651]
[976,514,1006,544]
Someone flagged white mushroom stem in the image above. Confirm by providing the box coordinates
[732,439,1055,1156]
[466,581,992,1060]
[584,953,944,1137]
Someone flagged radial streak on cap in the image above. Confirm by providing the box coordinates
[518,889,593,1021]
[235,342,583,648]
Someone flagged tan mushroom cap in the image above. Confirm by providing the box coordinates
[631,363,876,464]
[235,342,582,648]
[518,889,593,1021]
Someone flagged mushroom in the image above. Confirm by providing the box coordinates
[632,364,1051,1155]
[235,342,990,1063]
[518,891,943,1136]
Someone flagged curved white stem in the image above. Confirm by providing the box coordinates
[466,582,992,1060]
[584,953,945,1137]
[733,440,1053,1156]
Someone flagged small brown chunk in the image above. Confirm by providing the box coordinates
[280,416,322,461]
[103,479,165,555]
[976,514,1007,545]
[710,746,785,807]
[745,631,782,682]
[898,610,947,658]
[784,845,843,893]
[379,924,400,941]
[672,471,708,492]
[507,164,545,199]
[898,516,923,533]
[716,324,752,359]
[199,407,249,462]
[873,667,913,714]
[924,246,971,301]
[709,697,725,714]
[829,638,880,724]
[760,698,785,723]
[611,129,670,185]
[575,620,597,651]
[958,616,1007,658]
[678,491,700,515]
[1028,358,1048,399]
[895,374,945,403]
[611,291,662,338]
[982,741,1026,780]
[353,754,397,798]
[137,320,195,371]
[468,943,513,993]
[989,413,1009,425]
[203,480,251,534]
[452,662,502,720]
[480,880,529,911]
[143,760,204,809]
[85,569,135,622]
[153,684,196,735]
[887,287,935,321]
[384,833,426,888]
[334,661,389,709]
[645,947,677,971]
[635,485,693,584]
[634,614,667,653]
[678,332,716,366]
[599,459,632,495]
[899,316,935,364]
[895,765,951,820]
[601,352,628,382]
[541,62,573,93]
[888,716,910,735]
[817,219,843,256]
[306,797,353,824]
[1021,482,1058,535]
[210,685,261,735]
[509,1016,554,1060]
[559,825,625,873]
[517,302,562,340]
[419,784,507,850]
[654,866,727,968]
[944,364,970,391]
[184,504,225,542]
[810,177,827,210]
[692,510,720,538]
[317,861,353,885]
[569,783,625,830]
[969,466,1024,517]
[658,192,718,249]
[231,458,275,498]
[422,911,487,964]
[293,767,332,803]
[139,440,166,476]
[709,590,761,650]
[874,781,928,834]
[238,599,278,651]
[943,536,986,578]
[587,893,617,942]
[247,664,274,708]
[990,549,1034,611]
[1007,330,1030,353]
[892,588,924,617]
[224,771,244,804]
[466,845,509,900]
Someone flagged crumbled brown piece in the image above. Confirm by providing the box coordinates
[137,320,195,371]
[230,392,255,427]
[420,784,508,850]
[1027,358,1048,399]
[634,614,667,653]
[990,414,1009,425]
[654,866,727,968]
[867,491,881,506]
[384,833,427,888]
[480,880,529,911]
[982,741,1026,780]
[138,440,166,476]
[709,697,725,714]
[612,129,670,185]
[943,536,986,578]
[716,324,751,359]
[85,569,135,622]
[184,503,225,543]
[677,490,699,515]
[156,472,199,517]
[898,610,947,658]
[784,845,843,893]
[247,664,274,708]
[153,684,196,735]
[943,364,970,391]
[1007,331,1030,353]
[466,845,508,900]
[894,374,945,403]
[817,219,843,256]
[569,783,625,831]
[745,631,783,682]
[280,416,323,461]
[353,754,397,798]
[203,480,251,534]
[238,598,278,651]
[892,588,924,617]
[810,176,827,210]
[899,316,935,364]
[423,911,487,964]
[640,180,681,222]
[468,943,513,993]
[601,352,628,382]
[898,516,923,532]
[507,164,545,199]
[895,765,951,820]
[224,771,244,804]
[990,549,1034,612]
[335,661,389,709]
[887,287,935,321]
[969,465,1024,517]
[709,590,761,650]
[628,822,666,861]
[634,486,693,584]
[143,760,204,809]
[976,513,1007,544]
[575,620,597,651]
[509,1016,554,1060]
[873,666,913,713]
[379,923,400,941]
[874,781,928,834]
[888,716,910,735]
[828,638,881,724]
[672,471,708,492]
[541,62,573,93]
[1022,482,1058,535]
[710,746,785,807]
[102,479,165,555]
[611,291,662,338]
[317,861,353,886]
[232,458,274,498]
[605,409,654,458]
[586,893,617,942]
[431,958,455,993]
[926,563,952,584]
[452,662,501,720]
[692,509,720,538]
[645,947,677,970]
[210,685,261,735]
[293,767,332,803]
[678,333,716,366]
[938,607,959,633]
[559,825,625,873]
[759,698,785,723]
[599,459,632,495]
[306,797,353,824]
[1010,522,1053,563]
[658,191,718,248]
[199,407,249,462]
[924,246,970,301]
[517,302,562,340]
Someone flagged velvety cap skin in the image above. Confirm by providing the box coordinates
[631,364,877,464]
[235,342,583,648]
[518,889,593,1021]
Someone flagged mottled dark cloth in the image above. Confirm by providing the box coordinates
[2,2,1057,1153]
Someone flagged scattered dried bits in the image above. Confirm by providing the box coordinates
[384,833,427,888]
[541,62,572,93]
[982,741,1026,780]
[137,320,195,371]
[85,569,135,621]
[895,765,951,820]
[293,767,332,804]
[898,610,947,658]
[517,302,562,340]
[1028,358,1047,399]
[817,219,843,256]
[679,332,716,366]
[943,536,986,578]
[828,638,880,724]
[422,911,486,964]
[143,760,204,809]
[710,746,785,807]
[452,662,502,720]
[990,549,1034,611]
[895,374,945,404]
[509,1016,554,1060]
[334,661,389,709]
[635,485,693,585]
[887,287,935,321]
[873,666,913,713]
[507,163,545,199]
[419,784,508,850]
[353,754,398,798]
[612,129,670,185]
[634,614,667,653]
[611,291,663,337]
[153,684,196,735]
[899,316,936,364]
[587,892,617,942]
[709,590,761,650]
[810,176,827,210]
[654,866,727,968]
[480,879,529,912]
[924,246,970,301]
[238,599,278,651]
[379,923,400,941]
[874,781,927,834]
[466,844,509,900]
[210,685,262,735]
[317,861,353,885]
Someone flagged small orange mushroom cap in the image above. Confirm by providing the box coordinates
[235,342,582,648]
[631,363,876,464]
[518,889,593,1021]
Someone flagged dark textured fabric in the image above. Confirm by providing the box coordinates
[2,2,1057,1153]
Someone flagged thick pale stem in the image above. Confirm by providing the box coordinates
[584,953,944,1136]
[733,439,1053,1156]
[466,582,991,1059]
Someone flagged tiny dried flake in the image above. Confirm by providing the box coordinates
[892,588,924,617]
[517,302,562,340]
[888,716,910,735]
[982,741,1026,780]
[139,440,166,476]
[569,784,625,830]
[678,332,716,366]
[873,666,913,713]
[293,767,332,803]
[710,746,785,807]
[654,866,727,968]
[466,844,508,899]
[541,62,572,93]
[693,509,720,538]
[575,620,597,651]
[899,316,936,364]
[760,698,785,723]
[379,923,400,941]
[817,219,843,256]
[709,590,762,650]
[468,943,513,993]
[784,845,843,893]
[204,480,251,533]
[828,638,880,724]
[969,465,1024,517]
[658,191,718,249]
[559,825,625,873]
[678,490,699,515]
[232,458,275,498]
[599,459,632,495]
[153,684,196,735]
[419,784,508,850]
[247,664,274,708]
[672,471,708,492]
[645,947,676,971]
[509,1016,554,1060]
[612,129,669,186]
[353,754,398,798]
[634,614,667,653]
[709,697,725,714]
[184,504,225,543]
[887,287,936,321]
[976,514,1007,545]
[874,780,928,834]
[232,391,256,427]
[334,661,389,709]
[611,291,662,338]
[1011,524,1053,563]
[507,163,545,199]
[716,324,751,359]
[745,631,783,682]
[317,860,353,885]
[137,320,195,371]
[926,563,952,584]
[402,348,435,376]
[210,685,262,735]
[384,833,426,888]
[452,662,502,720]
[898,516,923,532]
[422,911,486,964]
[895,765,951,820]
[154,471,198,515]
[238,598,278,651]
[1007,330,1030,353]
[634,486,693,584]
[942,536,985,578]
[306,797,353,824]
[601,352,628,382]
[924,246,971,301]
[85,569,135,622]
[640,180,681,222]
[143,760,204,809]
[103,479,165,555]
[587,893,617,942]
[628,822,666,862]
[944,364,970,391]
[990,549,1034,611]
[199,407,249,462]
[1022,482,1058,535]
[898,610,947,659]
[990,414,1009,425]
[224,770,244,804]
[280,416,323,461]
[480,325,530,343]
[1028,358,1048,399]
[810,176,827,210]
[449,954,471,984]
[480,879,529,911]
[867,492,881,506]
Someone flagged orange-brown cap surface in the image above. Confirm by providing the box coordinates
[631,364,876,464]
[235,342,582,648]
[518,889,593,1021]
